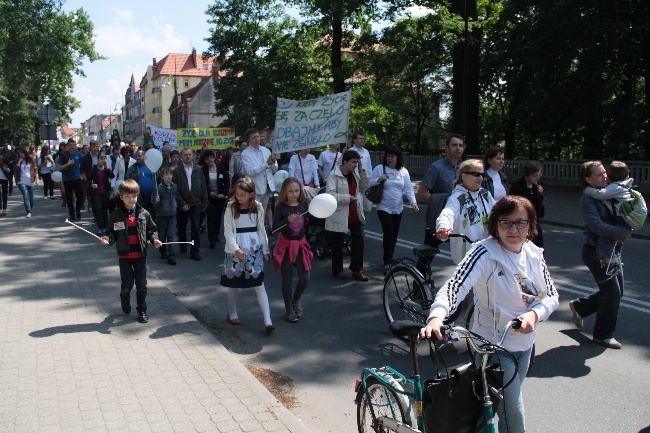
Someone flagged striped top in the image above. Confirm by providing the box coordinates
[118,213,145,259]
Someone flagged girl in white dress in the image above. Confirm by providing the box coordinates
[221,177,274,331]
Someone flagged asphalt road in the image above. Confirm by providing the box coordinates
[148,205,650,433]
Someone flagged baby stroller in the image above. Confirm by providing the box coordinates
[306,187,351,259]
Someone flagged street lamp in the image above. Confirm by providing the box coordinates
[114,103,124,142]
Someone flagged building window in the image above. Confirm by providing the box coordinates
[203,63,208,70]
[184,79,189,88]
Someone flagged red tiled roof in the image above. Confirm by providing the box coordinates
[61,125,75,136]
[152,52,224,79]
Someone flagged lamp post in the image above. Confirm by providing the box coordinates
[114,103,124,142]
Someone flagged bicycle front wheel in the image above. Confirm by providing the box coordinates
[357,377,410,433]
[383,267,430,324]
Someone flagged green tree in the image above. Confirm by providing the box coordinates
[359,14,451,153]
[205,0,329,135]
[0,0,103,143]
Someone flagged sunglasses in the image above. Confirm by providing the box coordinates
[463,171,485,178]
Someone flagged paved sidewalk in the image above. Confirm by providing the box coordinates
[0,193,308,433]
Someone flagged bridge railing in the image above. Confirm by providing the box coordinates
[369,152,650,192]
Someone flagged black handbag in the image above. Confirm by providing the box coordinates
[422,342,504,433]
[364,165,385,204]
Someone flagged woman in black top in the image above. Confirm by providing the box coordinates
[509,161,545,247]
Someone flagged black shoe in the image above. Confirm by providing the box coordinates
[121,297,131,315]
[160,253,168,260]
[190,252,202,261]
[209,243,216,249]
[167,257,177,265]
[76,213,82,220]
[137,310,149,323]
[62,202,67,208]
[180,246,187,254]
[69,214,75,220]
[200,224,206,233]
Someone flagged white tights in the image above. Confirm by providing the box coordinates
[227,283,272,326]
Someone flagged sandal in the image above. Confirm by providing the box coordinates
[285,313,299,323]
[292,302,302,317]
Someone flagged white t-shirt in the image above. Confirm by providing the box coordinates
[317,149,340,180]
[288,153,319,186]
[487,169,507,201]
[351,146,372,174]
[18,162,34,186]
[369,165,416,214]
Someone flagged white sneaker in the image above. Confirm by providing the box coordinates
[26,213,31,218]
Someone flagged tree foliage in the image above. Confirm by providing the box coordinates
[205,0,330,135]
[204,0,649,159]
[0,0,103,144]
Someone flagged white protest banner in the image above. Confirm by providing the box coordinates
[272,91,350,154]
[146,125,178,150]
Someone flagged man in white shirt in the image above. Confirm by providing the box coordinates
[241,128,277,212]
[350,132,372,174]
[288,149,319,187]
[317,143,341,185]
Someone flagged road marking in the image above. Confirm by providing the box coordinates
[365,230,650,314]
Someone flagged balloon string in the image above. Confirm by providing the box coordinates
[271,211,309,234]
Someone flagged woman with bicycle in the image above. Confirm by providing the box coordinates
[435,159,495,264]
[370,145,419,275]
[421,195,559,433]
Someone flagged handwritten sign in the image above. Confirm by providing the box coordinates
[272,91,350,154]
[146,125,178,150]
[176,127,236,150]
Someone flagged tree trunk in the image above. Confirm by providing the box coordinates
[450,0,480,156]
[331,9,345,94]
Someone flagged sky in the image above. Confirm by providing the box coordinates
[63,0,215,128]
[62,1,428,129]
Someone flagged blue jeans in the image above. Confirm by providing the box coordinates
[118,258,147,312]
[157,214,177,258]
[18,184,34,213]
[491,346,533,433]
[573,244,623,340]
[178,205,201,253]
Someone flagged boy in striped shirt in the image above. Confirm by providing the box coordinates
[100,179,161,323]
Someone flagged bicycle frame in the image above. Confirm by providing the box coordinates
[357,320,519,433]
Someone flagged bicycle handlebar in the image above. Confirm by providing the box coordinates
[424,228,474,244]
[442,319,521,354]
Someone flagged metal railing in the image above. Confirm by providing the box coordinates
[369,152,650,192]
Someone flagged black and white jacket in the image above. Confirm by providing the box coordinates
[428,237,559,352]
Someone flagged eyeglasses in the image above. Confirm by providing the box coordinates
[463,171,485,178]
[498,220,529,229]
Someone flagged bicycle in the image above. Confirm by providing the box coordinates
[382,233,473,325]
[355,319,520,433]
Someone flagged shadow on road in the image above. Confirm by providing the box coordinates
[527,329,605,378]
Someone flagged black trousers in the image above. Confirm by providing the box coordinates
[0,179,7,210]
[41,172,54,197]
[63,179,84,217]
[206,197,226,244]
[119,258,148,313]
[91,193,110,230]
[329,221,364,274]
[417,228,443,274]
[377,210,403,266]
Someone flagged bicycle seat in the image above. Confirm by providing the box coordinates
[413,245,439,258]
[389,320,424,338]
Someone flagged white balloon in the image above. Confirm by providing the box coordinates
[51,171,63,183]
[273,170,289,191]
[144,148,163,172]
[308,193,337,219]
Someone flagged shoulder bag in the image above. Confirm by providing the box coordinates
[364,165,385,204]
